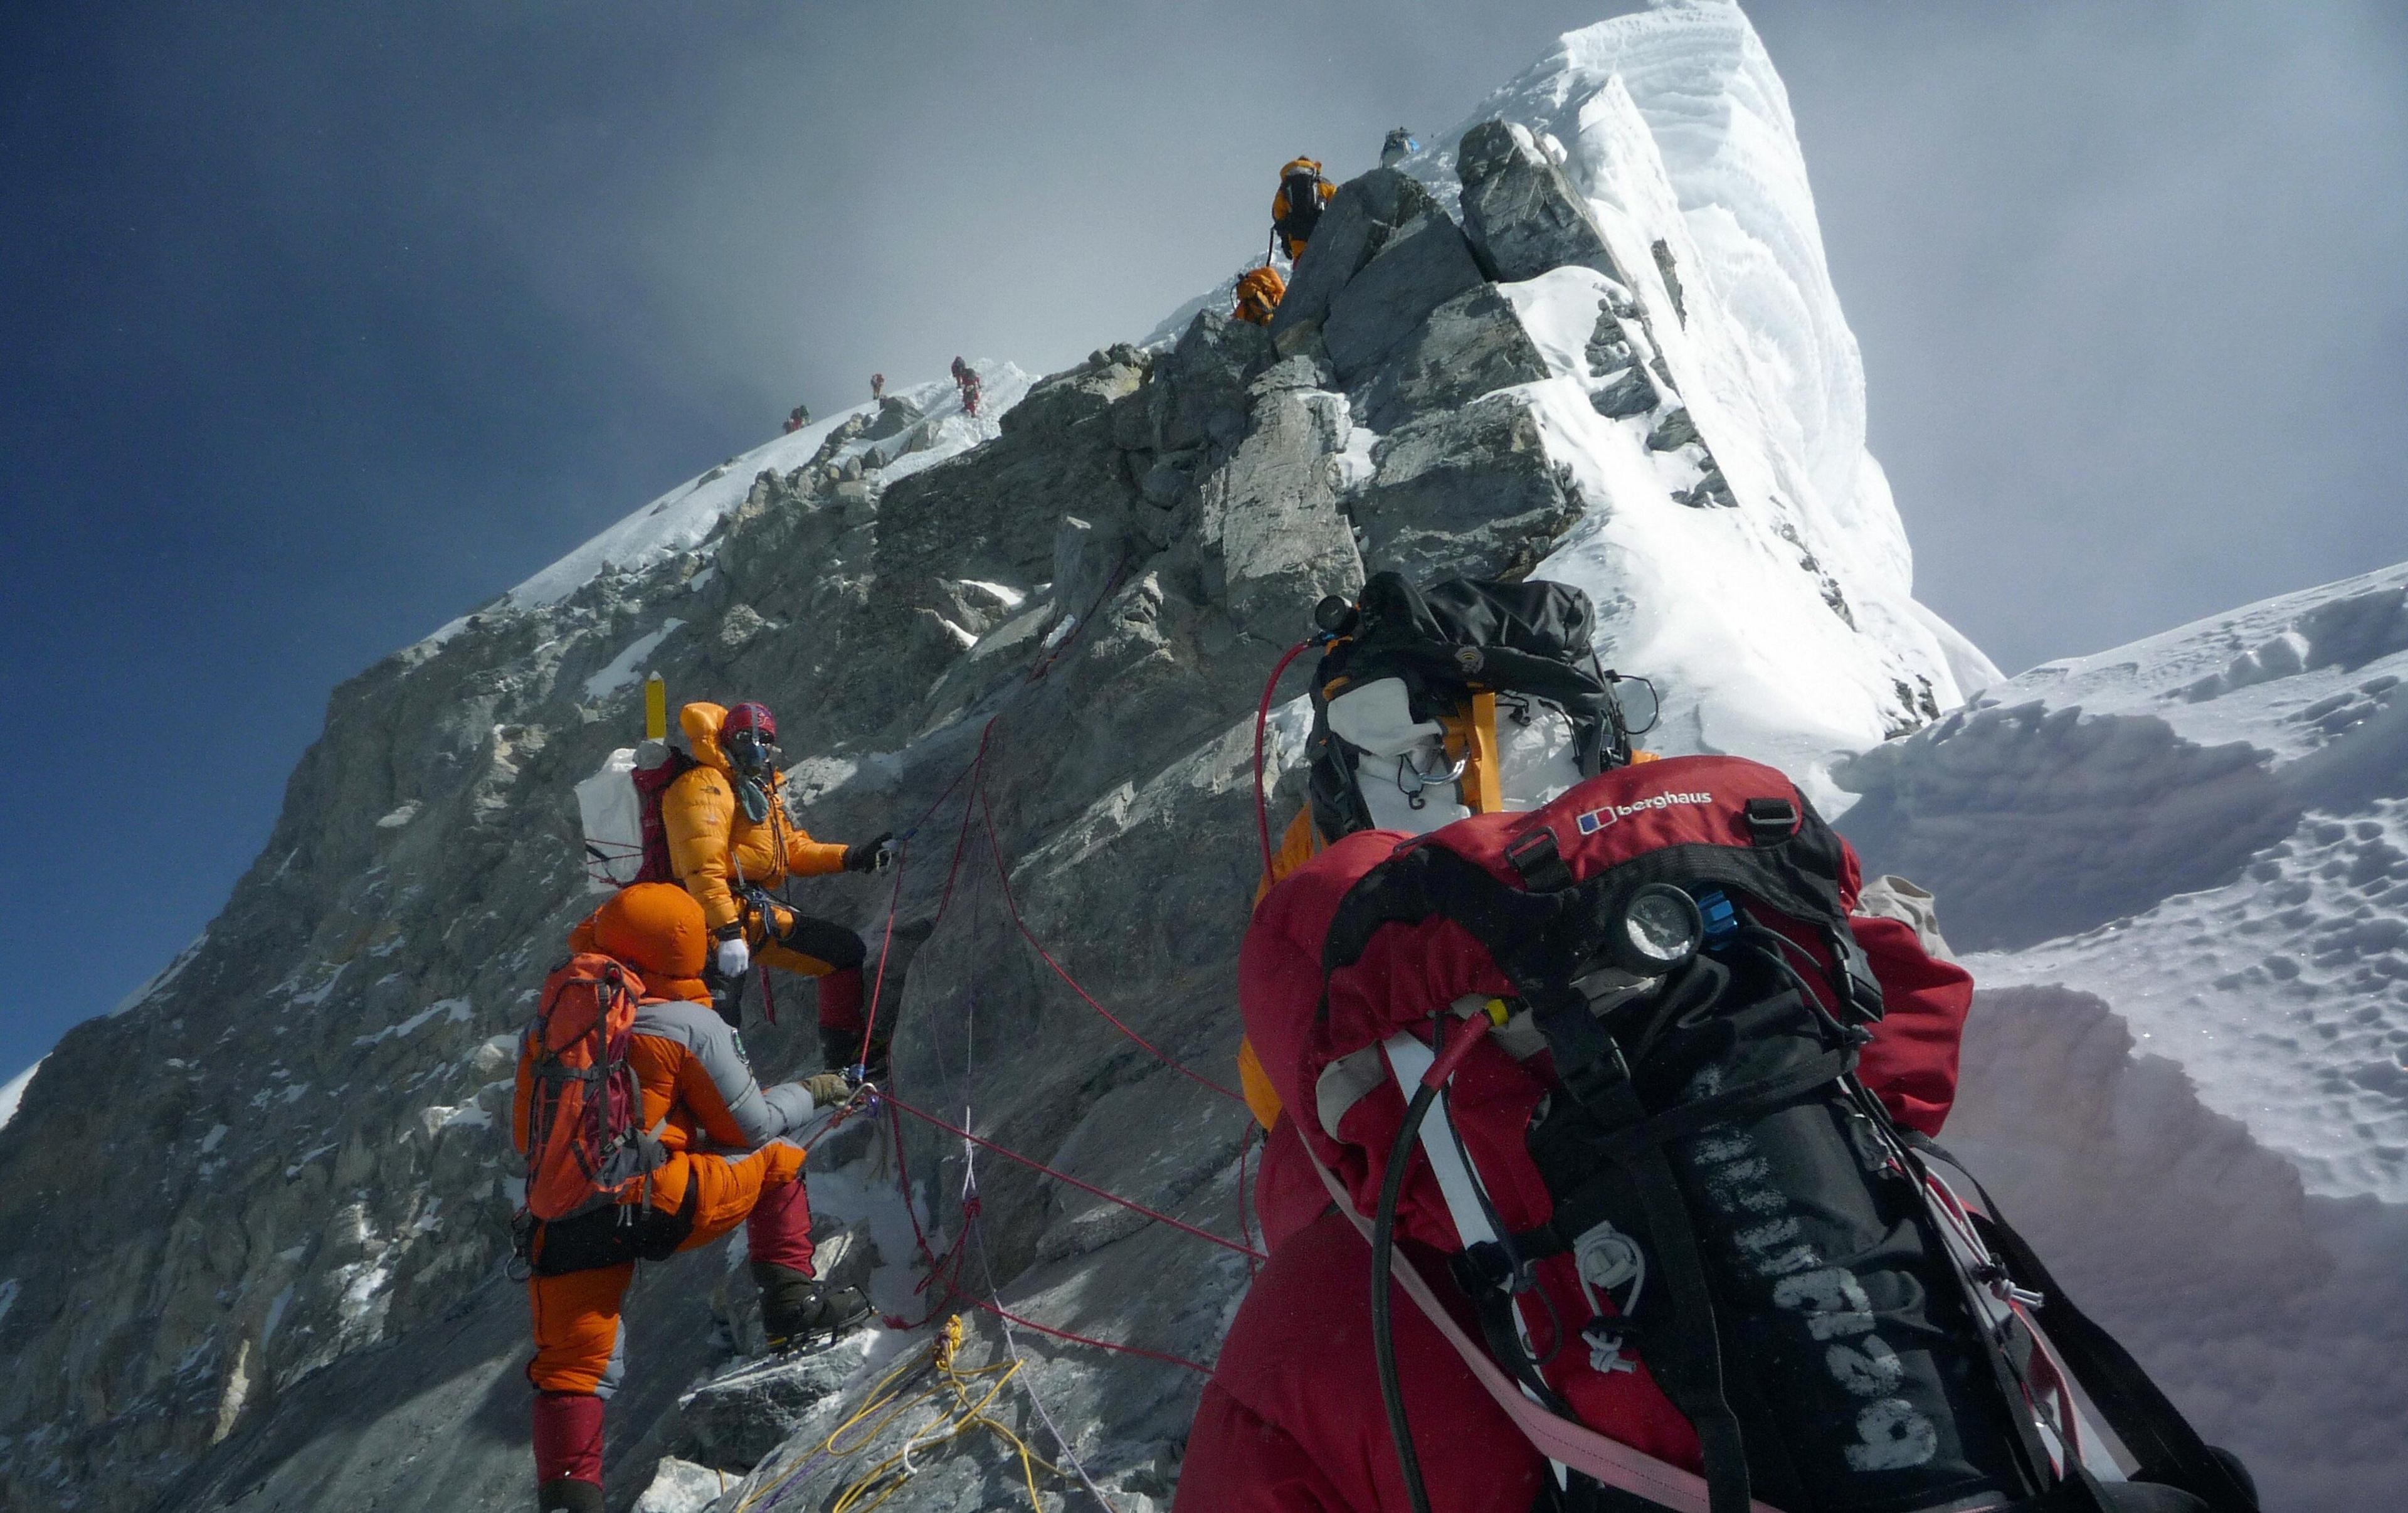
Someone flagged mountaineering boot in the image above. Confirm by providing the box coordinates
[752,1260,872,1351]
[817,1020,889,1085]
[537,1479,605,1513]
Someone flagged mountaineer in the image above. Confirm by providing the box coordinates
[951,356,983,418]
[1182,778,2256,1512]
[782,403,811,435]
[1234,264,1287,327]
[1380,127,1418,168]
[1185,572,2258,1513]
[514,882,870,1513]
[1270,156,1335,262]
[660,700,895,1076]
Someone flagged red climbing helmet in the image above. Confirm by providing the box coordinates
[721,701,778,773]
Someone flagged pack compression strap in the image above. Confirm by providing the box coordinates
[1310,1147,1788,1513]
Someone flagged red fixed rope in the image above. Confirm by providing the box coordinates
[1253,638,1316,883]
[881,1089,1265,1262]
[975,778,1246,1106]
[883,1099,1217,1376]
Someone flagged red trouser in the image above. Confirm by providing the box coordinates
[527,1142,813,1487]
[751,904,868,1034]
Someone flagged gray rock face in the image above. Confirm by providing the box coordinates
[675,1338,870,1473]
[1351,395,1578,585]
[1456,118,1627,285]
[1320,211,1486,382]
[1269,166,1442,339]
[1348,282,1551,433]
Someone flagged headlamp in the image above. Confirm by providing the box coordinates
[1608,883,1704,977]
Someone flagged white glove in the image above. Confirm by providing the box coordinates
[716,935,751,977]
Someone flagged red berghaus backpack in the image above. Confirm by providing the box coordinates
[631,747,698,886]
[519,954,664,1224]
[1282,753,2256,1513]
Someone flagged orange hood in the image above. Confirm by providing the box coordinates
[680,701,732,774]
[573,883,710,1002]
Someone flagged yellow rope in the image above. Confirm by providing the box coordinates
[736,1315,1065,1513]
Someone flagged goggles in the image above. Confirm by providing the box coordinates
[724,728,779,772]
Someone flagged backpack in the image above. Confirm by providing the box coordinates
[1289,756,2256,1513]
[1304,571,1640,844]
[1274,164,1329,244]
[518,953,667,1225]
[1235,265,1288,326]
[576,740,697,889]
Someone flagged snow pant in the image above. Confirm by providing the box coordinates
[525,1140,811,1492]
[747,903,868,1038]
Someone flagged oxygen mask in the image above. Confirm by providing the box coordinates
[724,728,779,777]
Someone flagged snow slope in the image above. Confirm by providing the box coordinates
[1401,1,1994,796]
[1846,562,2408,1202]
[423,362,1033,642]
[1835,563,2408,1502]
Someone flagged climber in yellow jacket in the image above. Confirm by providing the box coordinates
[662,701,894,1073]
[1270,157,1336,261]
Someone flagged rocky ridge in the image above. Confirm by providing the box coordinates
[0,8,1982,1510]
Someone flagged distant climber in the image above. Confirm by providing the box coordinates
[1270,156,1335,262]
[515,882,869,1513]
[660,700,895,1076]
[781,403,811,435]
[870,371,885,400]
[951,356,982,418]
[1380,127,1418,167]
[1233,265,1287,327]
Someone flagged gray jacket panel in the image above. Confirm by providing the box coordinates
[631,996,796,1147]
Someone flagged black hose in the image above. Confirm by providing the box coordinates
[1373,1076,1442,1513]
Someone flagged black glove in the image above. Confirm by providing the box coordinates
[842,832,895,873]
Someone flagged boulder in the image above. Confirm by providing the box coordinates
[1270,167,1444,339]
[632,1456,729,1513]
[1148,311,1274,454]
[1351,395,1576,585]
[1347,282,1551,433]
[863,394,926,440]
[673,1334,873,1473]
[1321,211,1487,383]
[1200,378,1364,644]
[1455,117,1627,285]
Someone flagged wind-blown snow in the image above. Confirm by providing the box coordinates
[1842,563,2408,1202]
[0,1059,41,1132]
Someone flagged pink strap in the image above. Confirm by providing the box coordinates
[1309,1150,1788,1513]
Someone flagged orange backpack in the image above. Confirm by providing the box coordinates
[519,953,665,1223]
[1234,265,1287,326]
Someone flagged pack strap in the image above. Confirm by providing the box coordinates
[1306,1147,1788,1513]
[1933,1174,2259,1512]
[1501,1046,1854,1266]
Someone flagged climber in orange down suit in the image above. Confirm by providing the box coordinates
[514,883,869,1513]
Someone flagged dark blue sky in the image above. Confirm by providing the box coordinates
[4,1,2403,1085]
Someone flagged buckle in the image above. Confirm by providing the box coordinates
[1453,1241,1536,1296]
[1743,797,1798,846]
[1504,827,1575,892]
